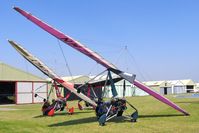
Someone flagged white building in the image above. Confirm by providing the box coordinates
[180,79,196,93]
[167,80,186,94]
[196,83,199,92]
[104,79,136,98]
[143,81,172,95]
[0,62,48,104]
[143,79,196,95]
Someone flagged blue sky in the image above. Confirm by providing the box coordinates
[0,0,199,82]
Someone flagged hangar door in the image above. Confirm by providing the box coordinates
[0,82,15,104]
[173,86,186,94]
[17,82,32,104]
[33,82,47,103]
[186,85,194,93]
[16,82,47,104]
[160,87,172,95]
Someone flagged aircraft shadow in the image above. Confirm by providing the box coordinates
[175,101,199,104]
[107,114,184,121]
[139,114,185,118]
[49,115,137,127]
[48,116,97,127]
[33,110,93,118]
[48,114,185,127]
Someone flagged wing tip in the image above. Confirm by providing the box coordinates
[13,6,22,12]
[13,6,18,10]
[184,111,190,116]
[7,39,12,44]
[7,40,18,48]
[7,40,15,48]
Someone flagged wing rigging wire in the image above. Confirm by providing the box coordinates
[86,62,99,76]
[77,69,107,90]
[125,47,151,81]
[114,45,148,81]
[57,39,75,83]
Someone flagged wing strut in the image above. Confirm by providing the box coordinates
[107,70,118,97]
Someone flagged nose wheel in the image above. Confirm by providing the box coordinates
[131,111,138,122]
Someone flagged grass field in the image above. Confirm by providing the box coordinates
[0,95,198,133]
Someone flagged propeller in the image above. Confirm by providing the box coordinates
[34,93,46,101]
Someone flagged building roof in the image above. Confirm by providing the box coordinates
[167,79,196,86]
[143,80,172,87]
[143,79,196,87]
[143,81,165,86]
[63,75,90,84]
[167,80,184,86]
[180,79,195,85]
[0,62,46,82]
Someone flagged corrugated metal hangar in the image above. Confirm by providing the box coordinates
[0,62,48,104]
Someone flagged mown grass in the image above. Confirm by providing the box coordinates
[0,95,198,133]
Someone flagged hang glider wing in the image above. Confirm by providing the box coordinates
[13,7,189,115]
[8,40,97,107]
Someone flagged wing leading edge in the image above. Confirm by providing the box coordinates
[8,40,97,107]
[13,7,189,115]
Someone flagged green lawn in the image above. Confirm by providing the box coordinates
[0,95,198,133]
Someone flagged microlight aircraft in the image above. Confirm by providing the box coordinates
[9,7,189,125]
